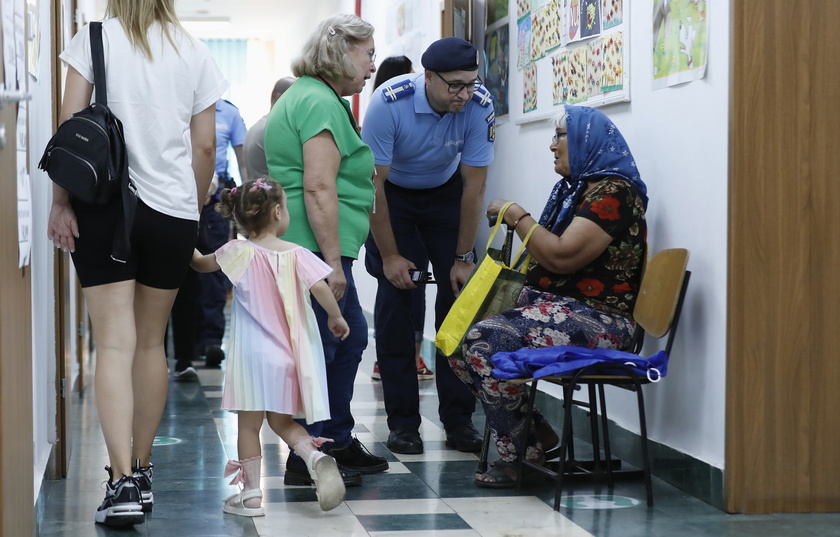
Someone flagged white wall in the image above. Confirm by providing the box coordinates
[31,0,78,498]
[357,0,729,470]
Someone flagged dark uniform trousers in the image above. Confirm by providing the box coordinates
[365,170,477,432]
[196,174,234,349]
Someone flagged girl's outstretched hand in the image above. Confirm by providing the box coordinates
[328,315,350,341]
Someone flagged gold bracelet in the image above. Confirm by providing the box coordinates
[511,212,531,230]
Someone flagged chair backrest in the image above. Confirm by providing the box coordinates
[633,248,690,348]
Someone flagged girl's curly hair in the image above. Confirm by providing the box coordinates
[216,177,286,236]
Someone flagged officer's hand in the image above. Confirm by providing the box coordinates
[450,261,474,297]
[326,262,347,300]
[382,254,417,290]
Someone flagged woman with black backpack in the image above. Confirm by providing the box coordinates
[46,0,227,527]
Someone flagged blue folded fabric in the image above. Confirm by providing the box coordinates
[490,345,668,380]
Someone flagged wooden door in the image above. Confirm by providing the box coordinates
[727,0,840,513]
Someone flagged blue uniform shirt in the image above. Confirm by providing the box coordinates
[362,73,495,189]
[215,99,247,176]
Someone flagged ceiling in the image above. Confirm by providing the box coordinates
[94,0,352,40]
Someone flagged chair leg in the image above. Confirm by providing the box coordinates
[516,379,540,492]
[635,385,654,507]
[598,384,614,489]
[587,384,602,474]
[553,381,577,511]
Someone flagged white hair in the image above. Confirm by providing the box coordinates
[291,14,374,81]
[553,109,568,130]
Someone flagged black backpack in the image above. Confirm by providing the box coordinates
[39,21,136,262]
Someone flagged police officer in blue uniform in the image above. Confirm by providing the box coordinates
[362,37,495,454]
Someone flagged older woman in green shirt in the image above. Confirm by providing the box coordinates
[264,13,387,486]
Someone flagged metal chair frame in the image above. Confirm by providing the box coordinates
[477,249,691,510]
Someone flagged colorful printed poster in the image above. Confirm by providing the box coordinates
[486,0,509,26]
[544,1,563,53]
[531,0,550,10]
[551,52,568,104]
[517,15,532,69]
[568,0,581,42]
[484,23,510,117]
[602,30,623,91]
[523,62,538,112]
[586,38,604,98]
[530,9,545,60]
[602,0,623,29]
[559,0,571,46]
[531,2,561,61]
[653,0,708,89]
[581,0,601,39]
[516,0,530,21]
[567,45,588,103]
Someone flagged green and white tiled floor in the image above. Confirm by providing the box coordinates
[37,334,840,536]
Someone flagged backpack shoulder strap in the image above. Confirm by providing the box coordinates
[90,22,107,106]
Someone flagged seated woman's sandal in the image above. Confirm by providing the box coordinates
[474,461,546,489]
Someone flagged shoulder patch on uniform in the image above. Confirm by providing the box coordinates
[471,86,493,107]
[485,111,495,123]
[381,80,416,102]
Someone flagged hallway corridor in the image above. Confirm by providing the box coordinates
[35,335,840,536]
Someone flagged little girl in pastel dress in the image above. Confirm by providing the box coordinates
[191,178,348,514]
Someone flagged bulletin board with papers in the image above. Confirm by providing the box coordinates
[513,0,630,124]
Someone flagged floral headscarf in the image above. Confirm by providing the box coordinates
[537,105,648,235]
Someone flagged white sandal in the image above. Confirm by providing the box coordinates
[222,488,265,517]
[307,451,346,511]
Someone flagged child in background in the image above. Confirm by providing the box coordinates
[191,178,347,513]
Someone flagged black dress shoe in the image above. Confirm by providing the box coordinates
[445,423,483,452]
[284,453,362,487]
[387,427,424,454]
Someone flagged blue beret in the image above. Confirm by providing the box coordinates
[421,37,479,72]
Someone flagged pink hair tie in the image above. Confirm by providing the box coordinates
[249,178,273,192]
[230,187,237,194]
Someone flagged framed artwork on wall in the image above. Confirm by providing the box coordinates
[443,0,472,42]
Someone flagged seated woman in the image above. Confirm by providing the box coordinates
[449,105,648,488]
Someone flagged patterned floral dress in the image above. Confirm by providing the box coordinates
[449,178,646,464]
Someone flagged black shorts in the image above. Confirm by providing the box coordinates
[70,198,198,289]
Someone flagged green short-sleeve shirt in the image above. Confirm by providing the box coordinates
[264,76,375,258]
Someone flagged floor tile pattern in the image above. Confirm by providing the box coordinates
[37,334,840,536]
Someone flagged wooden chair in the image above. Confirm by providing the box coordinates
[477,248,690,510]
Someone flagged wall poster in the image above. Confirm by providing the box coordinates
[652,0,708,89]
[484,17,510,120]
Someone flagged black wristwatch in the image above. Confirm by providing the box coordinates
[454,251,476,264]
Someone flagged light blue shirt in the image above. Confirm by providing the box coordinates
[362,73,495,189]
[215,99,247,176]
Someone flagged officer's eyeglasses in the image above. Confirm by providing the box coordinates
[434,72,482,94]
[351,43,376,64]
[551,130,568,143]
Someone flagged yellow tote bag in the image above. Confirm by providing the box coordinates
[435,203,539,356]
